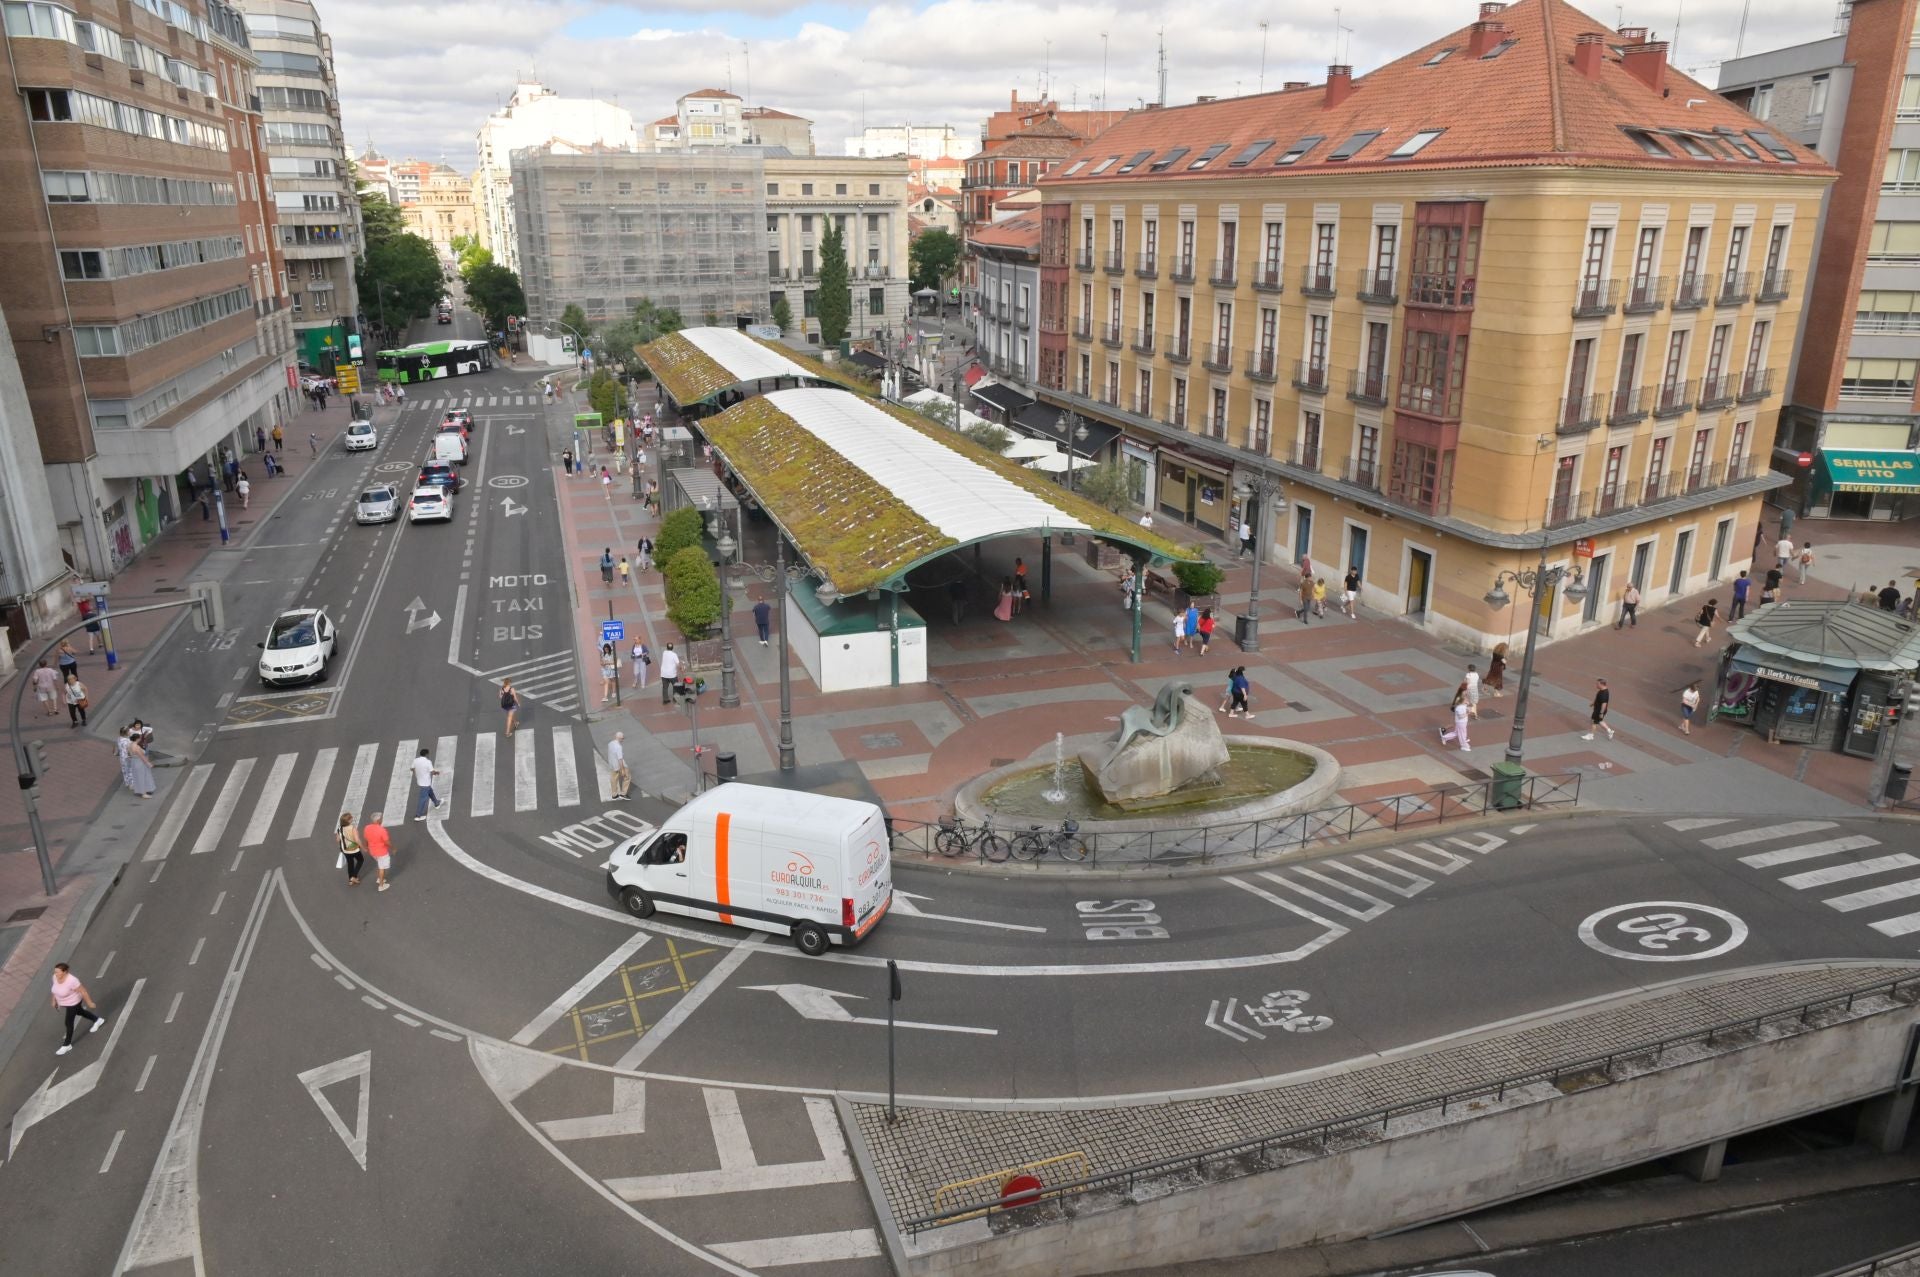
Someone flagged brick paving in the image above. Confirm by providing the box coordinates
[849,963,1920,1232]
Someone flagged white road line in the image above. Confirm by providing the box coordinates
[9,980,146,1158]
[432,734,459,821]
[512,932,654,1046]
[143,765,213,862]
[1701,821,1838,850]
[188,938,206,966]
[230,848,245,873]
[615,937,762,1071]
[383,738,418,825]
[1870,911,1920,937]
[606,1094,853,1200]
[1779,855,1920,890]
[1665,817,1737,831]
[594,748,615,802]
[209,892,225,916]
[124,903,142,930]
[551,726,580,807]
[241,753,298,847]
[99,1129,125,1174]
[1823,878,1920,913]
[1263,868,1393,922]
[134,1055,156,1093]
[190,759,254,855]
[98,949,116,978]
[148,863,164,885]
[536,1076,648,1141]
[341,742,378,823]
[1740,835,1883,869]
[288,746,338,841]
[709,1231,883,1268]
[513,729,537,811]
[165,992,181,1024]
[706,1088,756,1169]
[470,732,497,817]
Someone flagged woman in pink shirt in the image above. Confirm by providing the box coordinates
[50,962,103,1056]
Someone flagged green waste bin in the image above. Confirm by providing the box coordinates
[1490,760,1527,811]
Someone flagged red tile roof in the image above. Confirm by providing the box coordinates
[969,215,1042,253]
[1043,0,1831,186]
[744,105,808,120]
[684,88,740,100]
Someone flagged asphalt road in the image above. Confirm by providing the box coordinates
[2,299,1917,1274]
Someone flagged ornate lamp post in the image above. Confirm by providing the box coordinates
[1236,471,1287,653]
[733,540,836,771]
[1482,552,1588,766]
[1056,410,1090,493]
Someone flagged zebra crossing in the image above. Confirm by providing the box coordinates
[417,394,544,411]
[484,650,581,714]
[143,725,620,862]
[1675,818,1920,940]
[1222,833,1506,936]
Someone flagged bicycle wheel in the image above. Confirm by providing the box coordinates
[934,828,967,858]
[1054,835,1089,862]
[978,833,1011,863]
[1009,832,1044,862]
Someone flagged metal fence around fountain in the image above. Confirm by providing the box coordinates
[889,772,1582,868]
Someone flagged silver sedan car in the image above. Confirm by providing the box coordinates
[355,484,400,524]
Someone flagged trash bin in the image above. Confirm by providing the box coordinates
[1889,764,1912,802]
[1235,614,1255,647]
[1489,760,1527,811]
[715,751,738,784]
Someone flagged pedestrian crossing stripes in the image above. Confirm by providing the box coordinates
[143,726,618,863]
[1222,834,1504,935]
[1671,818,1920,941]
[418,395,544,410]
[485,651,580,715]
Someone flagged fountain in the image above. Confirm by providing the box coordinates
[1041,732,1069,806]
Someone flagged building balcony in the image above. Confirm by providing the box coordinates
[1300,265,1337,298]
[1013,305,1030,328]
[1103,251,1126,275]
[1758,268,1791,302]
[1250,264,1284,293]
[1341,456,1382,493]
[1608,384,1652,426]
[1356,266,1398,305]
[1395,382,1460,420]
[1347,368,1388,406]
[1673,272,1711,311]
[1200,413,1228,441]
[977,297,997,320]
[1594,485,1632,517]
[862,264,891,279]
[1841,380,1919,401]
[1164,407,1188,431]
[1136,252,1158,279]
[1699,372,1736,410]
[1292,359,1330,395]
[1624,275,1668,314]
[1571,278,1618,319]
[1075,252,1094,272]
[1716,271,1752,306]
[1072,318,1091,340]
[1075,378,1092,397]
[1287,440,1323,472]
[1129,392,1155,418]
[1246,348,1279,383]
[1557,391,1605,435]
[1209,259,1237,288]
[1098,383,1121,407]
[1165,336,1192,364]
[1407,272,1475,309]
[1099,322,1123,348]
[1169,256,1197,284]
[1736,368,1774,402]
[1130,328,1156,355]
[1652,378,1696,419]
[1201,342,1232,373]
[1039,312,1065,334]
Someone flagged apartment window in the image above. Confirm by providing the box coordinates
[1253,398,1272,453]
[1372,224,1397,282]
[1807,74,1829,119]
[1842,357,1918,399]
[1179,220,1195,268]
[1396,328,1467,417]
[1141,291,1156,332]
[1215,301,1232,347]
[1258,306,1278,354]
[1566,337,1595,405]
[617,181,632,195]
[1082,216,1093,259]
[868,183,880,195]
[768,249,780,276]
[1300,410,1322,469]
[870,287,885,315]
[59,249,104,279]
[1262,221,1283,276]
[1209,387,1228,438]
[1750,83,1773,120]
[1723,224,1749,278]
[1581,226,1610,290]
[1885,150,1920,191]
[576,180,592,195]
[1616,332,1644,405]
[1661,331,1689,390]
[1703,324,1730,387]
[1138,368,1153,413]
[1730,420,1749,472]
[1647,435,1668,494]
[1217,220,1237,274]
[1107,361,1121,402]
[1171,376,1188,426]
[800,214,814,233]
[1900,76,1920,121]
[1868,221,1920,261]
[1355,423,1378,482]
[1306,313,1328,370]
[802,248,815,275]
[1174,296,1192,350]
[1681,225,1707,281]
[1143,219,1158,265]
[1111,288,1125,327]
[835,183,847,195]
[1313,222,1336,277]
[1363,322,1390,385]
[1110,218,1125,258]
[1601,445,1625,506]
[1762,224,1788,278]
[766,182,779,195]
[803,289,819,318]
[801,183,814,195]
[1687,429,1712,486]
[1857,290,1920,332]
[1079,352,1092,394]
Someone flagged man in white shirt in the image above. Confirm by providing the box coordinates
[659,644,681,704]
[607,732,631,800]
[1774,534,1794,571]
[410,748,441,821]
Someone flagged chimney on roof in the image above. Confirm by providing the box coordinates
[1478,1,1505,15]
[1324,64,1353,108]
[1465,19,1508,57]
[1573,32,1607,78]
[1283,80,1308,91]
[1620,39,1669,93]
[1618,26,1648,43]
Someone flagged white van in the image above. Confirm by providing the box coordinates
[603,783,892,955]
[433,431,467,466]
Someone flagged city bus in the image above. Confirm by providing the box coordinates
[374,340,493,384]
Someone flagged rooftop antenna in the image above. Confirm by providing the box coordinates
[1043,39,1052,99]
[725,51,732,92]
[1100,31,1110,111]
[1259,21,1269,93]
[1671,0,1685,63]
[1156,28,1167,108]
[743,41,752,110]
[1332,7,1354,64]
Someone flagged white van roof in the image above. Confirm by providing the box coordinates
[676,783,881,836]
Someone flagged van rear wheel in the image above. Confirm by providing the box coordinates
[620,887,655,918]
[792,923,829,957]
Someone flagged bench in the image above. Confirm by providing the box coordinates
[1143,568,1178,598]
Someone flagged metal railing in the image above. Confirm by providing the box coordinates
[1814,1240,1920,1277]
[1135,252,1158,279]
[1250,264,1284,293]
[1098,321,1124,347]
[1300,264,1337,297]
[889,773,1581,870]
[1624,275,1667,313]
[1737,368,1774,403]
[893,968,1920,1237]
[1129,328,1156,355]
[1201,343,1232,373]
[1348,368,1388,406]
[1169,256,1197,284]
[1356,266,1398,305]
[1292,359,1330,394]
[1209,259,1238,287]
[1103,251,1126,274]
[1557,391,1604,434]
[1571,278,1618,318]
[1246,349,1279,382]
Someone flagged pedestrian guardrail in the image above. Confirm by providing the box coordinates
[893,970,1920,1237]
[1814,1241,1920,1277]
[887,772,1581,869]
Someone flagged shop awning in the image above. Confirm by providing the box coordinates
[1726,651,1854,696]
[970,381,1033,415]
[1820,449,1920,494]
[1012,403,1122,456]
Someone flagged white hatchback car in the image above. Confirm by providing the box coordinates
[408,485,452,522]
[355,484,399,524]
[257,608,337,685]
[344,419,378,451]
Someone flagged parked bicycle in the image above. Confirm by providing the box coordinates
[934,815,1009,862]
[1011,818,1088,862]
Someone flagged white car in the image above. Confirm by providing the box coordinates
[355,484,399,524]
[344,419,377,451]
[257,608,337,685]
[408,485,452,522]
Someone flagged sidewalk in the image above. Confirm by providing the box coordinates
[0,394,364,1071]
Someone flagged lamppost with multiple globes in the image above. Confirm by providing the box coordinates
[1056,409,1091,492]
[732,540,839,772]
[1482,552,1588,766]
[1235,471,1287,653]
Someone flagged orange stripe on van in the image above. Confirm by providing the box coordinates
[713,811,733,925]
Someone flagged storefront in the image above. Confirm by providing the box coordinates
[1810,447,1920,521]
[1155,446,1231,535]
[1714,601,1920,755]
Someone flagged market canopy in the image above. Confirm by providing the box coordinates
[637,326,832,406]
[1727,600,1920,673]
[1818,449,1920,494]
[699,387,1196,596]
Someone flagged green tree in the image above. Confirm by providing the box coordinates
[599,296,687,360]
[817,218,851,345]
[911,398,954,427]
[357,191,407,248]
[559,303,593,351]
[909,228,960,293]
[1172,560,1225,598]
[356,231,443,341]
[587,369,629,421]
[770,294,793,334]
[1075,459,1132,512]
[664,546,722,640]
[463,262,526,335]
[962,422,1011,452]
[653,505,705,572]
[452,237,493,285]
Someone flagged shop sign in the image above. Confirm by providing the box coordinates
[1573,538,1596,560]
[1754,664,1825,691]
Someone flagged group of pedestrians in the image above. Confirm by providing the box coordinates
[1172,601,1216,654]
[335,810,393,891]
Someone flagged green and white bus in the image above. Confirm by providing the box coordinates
[375,340,493,384]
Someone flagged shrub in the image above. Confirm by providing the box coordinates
[664,546,721,640]
[1173,559,1225,598]
[961,422,1012,453]
[653,505,704,570]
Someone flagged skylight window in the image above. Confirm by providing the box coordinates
[1388,128,1444,159]
[1423,47,1455,65]
[1669,132,1715,160]
[1115,148,1156,173]
[1228,139,1275,166]
[1747,129,1796,161]
[1481,37,1518,59]
[1327,129,1383,161]
[1622,127,1670,157]
[1713,127,1761,160]
[1187,143,1230,170]
[1088,155,1120,174]
[1148,146,1191,171]
[1274,134,1325,165]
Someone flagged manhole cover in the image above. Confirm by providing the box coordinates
[6,906,47,923]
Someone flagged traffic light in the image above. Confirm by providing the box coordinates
[190,581,225,632]
[28,739,49,780]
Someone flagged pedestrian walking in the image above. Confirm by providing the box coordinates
[1728,571,1750,622]
[618,556,630,586]
[127,731,154,798]
[1581,678,1616,741]
[255,425,267,452]
[1760,580,1781,607]
[499,678,519,736]
[1880,580,1903,612]
[56,638,79,681]
[1012,558,1028,614]
[1221,666,1253,718]
[49,963,103,1056]
[753,597,771,645]
[78,596,96,651]
[600,548,614,586]
[1239,520,1253,557]
[1485,643,1508,696]
[31,659,61,717]
[272,424,284,452]
[263,453,277,478]
[1680,682,1701,735]
[223,456,238,492]
[637,537,653,571]
[600,643,619,704]
[1775,533,1795,571]
[1796,543,1815,585]
[237,474,251,510]
[562,448,574,475]
[64,671,88,727]
[1463,663,1482,718]
[994,578,1015,622]
[1438,688,1472,752]
[632,641,650,688]
[658,644,680,703]
[410,747,442,820]
[601,467,612,492]
[1615,581,1641,629]
[337,812,364,885]
[1312,576,1328,618]
[608,732,631,800]
[1693,599,1719,647]
[1342,566,1360,618]
[1119,566,1137,611]
[1295,574,1313,623]
[308,431,317,456]
[1197,607,1216,654]
[364,812,392,890]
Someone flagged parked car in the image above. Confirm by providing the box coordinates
[408,486,452,523]
[344,419,378,452]
[257,608,337,685]
[417,462,463,494]
[355,484,400,524]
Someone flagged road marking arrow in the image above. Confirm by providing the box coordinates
[8,978,145,1157]
[891,890,1046,934]
[1204,996,1265,1043]
[401,596,441,634]
[744,984,997,1035]
[506,425,526,435]
[297,1049,371,1170]
[499,496,527,518]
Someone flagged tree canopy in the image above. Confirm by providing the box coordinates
[600,298,685,362]
[450,234,492,283]
[356,232,443,343]
[817,218,851,346]
[909,228,960,293]
[464,261,525,335]
[559,303,593,350]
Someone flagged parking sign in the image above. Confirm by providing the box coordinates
[600,620,625,644]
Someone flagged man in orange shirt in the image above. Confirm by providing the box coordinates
[363,812,393,892]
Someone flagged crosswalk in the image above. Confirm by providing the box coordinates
[1675,818,1920,940]
[484,650,581,714]
[143,725,620,862]
[1222,832,1506,936]
[417,394,544,410]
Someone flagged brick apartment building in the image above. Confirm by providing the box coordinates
[1037,0,1832,650]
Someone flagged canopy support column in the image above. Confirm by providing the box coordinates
[1041,535,1053,604]
[1130,551,1146,664]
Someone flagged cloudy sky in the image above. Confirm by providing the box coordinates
[332,0,1839,169]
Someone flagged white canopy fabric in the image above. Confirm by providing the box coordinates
[677,326,815,385]
[1025,453,1095,473]
[1002,438,1060,460]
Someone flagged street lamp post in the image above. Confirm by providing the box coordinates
[1237,471,1287,653]
[1482,549,1588,766]
[733,537,838,772]
[1056,410,1090,494]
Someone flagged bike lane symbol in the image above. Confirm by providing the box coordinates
[1577,901,1748,963]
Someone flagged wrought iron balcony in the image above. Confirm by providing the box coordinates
[1300,264,1337,298]
[1245,348,1279,383]
[1737,368,1774,403]
[1103,251,1126,275]
[1291,359,1330,394]
[1672,272,1711,311]
[1200,413,1228,441]
[1347,368,1388,406]
[1209,259,1237,288]
[1099,322,1123,347]
[1200,342,1232,373]
[1699,372,1736,410]
[1571,278,1618,319]
[1130,328,1156,355]
[1075,251,1094,271]
[1624,275,1668,314]
[1013,305,1030,328]
[1341,456,1382,493]
[1135,252,1158,279]
[1557,391,1605,435]
[1166,336,1192,364]
[1716,271,1752,306]
[1356,266,1398,305]
[1758,268,1792,302]
[1072,318,1091,340]
[1652,378,1696,419]
[1250,264,1284,293]
[1607,384,1652,426]
[1169,256,1197,284]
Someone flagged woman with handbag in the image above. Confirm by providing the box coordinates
[64,671,89,728]
[337,812,364,886]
